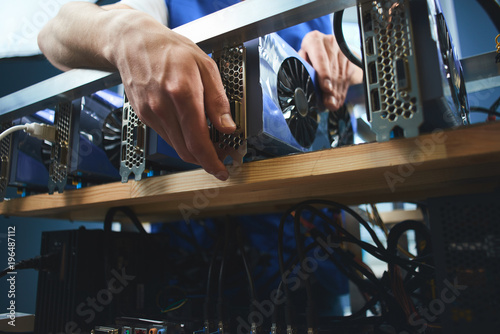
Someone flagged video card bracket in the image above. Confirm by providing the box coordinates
[119,95,147,182]
[211,44,247,165]
[0,123,13,200]
[48,101,76,194]
[358,0,423,141]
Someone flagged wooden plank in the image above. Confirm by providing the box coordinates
[1,122,499,222]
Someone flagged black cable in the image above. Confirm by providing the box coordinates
[470,95,500,118]
[293,208,315,329]
[293,200,386,250]
[333,10,363,69]
[203,237,222,327]
[280,200,437,327]
[278,209,295,329]
[186,220,209,263]
[217,221,231,325]
[236,224,257,314]
[300,203,434,274]
[470,106,500,117]
[276,234,384,321]
[0,252,60,279]
[476,0,500,32]
[103,206,147,234]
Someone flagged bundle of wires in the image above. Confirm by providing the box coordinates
[276,199,435,333]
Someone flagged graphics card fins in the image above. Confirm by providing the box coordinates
[9,91,122,195]
[48,101,75,194]
[358,0,423,142]
[358,0,469,142]
[246,33,325,156]
[211,45,247,165]
[0,123,13,201]
[120,95,146,182]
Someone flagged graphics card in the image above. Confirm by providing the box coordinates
[244,33,329,156]
[6,91,123,195]
[358,0,469,141]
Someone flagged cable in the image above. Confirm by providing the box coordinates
[103,206,147,234]
[470,106,500,117]
[0,252,60,279]
[470,95,500,120]
[292,210,315,330]
[476,0,500,32]
[203,237,222,330]
[216,221,231,329]
[236,225,256,308]
[333,10,363,69]
[278,199,436,330]
[0,123,57,142]
[0,125,26,141]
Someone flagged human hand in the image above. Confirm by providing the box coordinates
[298,31,363,111]
[111,18,236,181]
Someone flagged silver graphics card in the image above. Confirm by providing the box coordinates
[358,0,469,141]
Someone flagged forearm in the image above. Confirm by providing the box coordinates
[37,1,167,72]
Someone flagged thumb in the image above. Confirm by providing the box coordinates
[201,61,236,134]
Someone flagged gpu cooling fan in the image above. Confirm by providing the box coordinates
[328,104,354,147]
[277,57,320,149]
[435,9,469,125]
[245,33,326,156]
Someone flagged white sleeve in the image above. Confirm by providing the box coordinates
[118,0,168,26]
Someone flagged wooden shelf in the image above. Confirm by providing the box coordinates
[1,122,499,222]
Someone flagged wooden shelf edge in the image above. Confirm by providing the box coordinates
[1,122,499,221]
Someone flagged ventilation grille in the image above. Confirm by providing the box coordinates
[359,0,423,141]
[429,193,500,333]
[212,44,247,164]
[119,96,146,182]
[0,123,12,200]
[48,102,72,194]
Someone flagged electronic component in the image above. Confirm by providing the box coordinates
[6,91,122,196]
[245,33,328,156]
[358,0,469,141]
[92,326,119,334]
[48,101,75,193]
[428,191,500,333]
[211,44,247,164]
[119,95,147,182]
[0,123,13,200]
[34,229,173,334]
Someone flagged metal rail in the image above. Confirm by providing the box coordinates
[0,0,356,122]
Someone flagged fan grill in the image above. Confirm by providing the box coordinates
[277,57,319,148]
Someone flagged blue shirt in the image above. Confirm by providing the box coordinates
[164,0,333,51]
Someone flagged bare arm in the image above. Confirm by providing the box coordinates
[38,1,235,180]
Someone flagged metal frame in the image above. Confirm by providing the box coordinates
[0,0,356,122]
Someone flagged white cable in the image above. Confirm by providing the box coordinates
[0,124,27,141]
[0,123,57,142]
